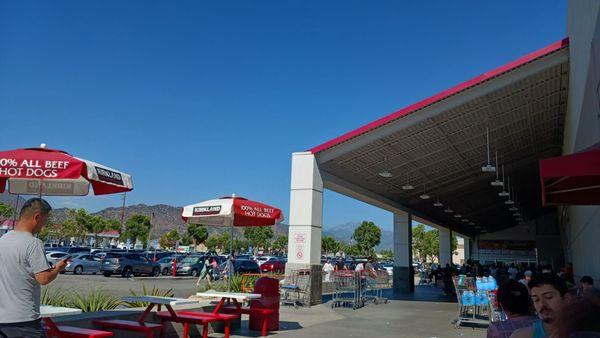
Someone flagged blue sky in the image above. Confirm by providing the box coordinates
[0,1,565,231]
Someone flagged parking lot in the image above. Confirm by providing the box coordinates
[46,273,202,298]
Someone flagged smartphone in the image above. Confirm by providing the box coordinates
[62,255,73,261]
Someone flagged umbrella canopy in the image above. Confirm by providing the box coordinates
[539,142,600,205]
[0,145,133,196]
[181,195,283,226]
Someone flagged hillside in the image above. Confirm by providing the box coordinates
[0,192,25,210]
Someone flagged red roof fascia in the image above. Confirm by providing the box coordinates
[310,38,570,154]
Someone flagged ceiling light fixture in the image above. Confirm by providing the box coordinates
[444,207,453,213]
[378,170,392,178]
[468,222,475,226]
[401,172,414,190]
[481,127,496,173]
[491,151,504,186]
[419,185,430,200]
[462,219,469,223]
[378,157,393,178]
[498,167,509,196]
[433,198,443,207]
[505,181,515,205]
[513,212,521,217]
[454,214,462,218]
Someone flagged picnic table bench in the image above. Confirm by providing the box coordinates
[41,305,114,338]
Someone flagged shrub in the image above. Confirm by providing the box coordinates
[41,287,70,307]
[196,275,252,293]
[70,290,122,312]
[123,284,175,308]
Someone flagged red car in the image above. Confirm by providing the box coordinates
[259,259,285,274]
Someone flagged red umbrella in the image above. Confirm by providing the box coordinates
[181,195,283,289]
[0,144,133,196]
[181,195,283,226]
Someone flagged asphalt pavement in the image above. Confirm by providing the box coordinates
[46,273,201,298]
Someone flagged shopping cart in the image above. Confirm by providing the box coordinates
[331,270,363,309]
[281,269,311,308]
[453,276,493,328]
[362,270,389,305]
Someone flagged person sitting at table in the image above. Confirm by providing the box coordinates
[0,198,68,338]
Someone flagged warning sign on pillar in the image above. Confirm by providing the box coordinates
[293,232,308,263]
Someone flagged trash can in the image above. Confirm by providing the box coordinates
[249,277,280,332]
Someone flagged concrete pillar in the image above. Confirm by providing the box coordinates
[393,211,414,293]
[464,238,471,262]
[439,228,452,266]
[286,152,323,305]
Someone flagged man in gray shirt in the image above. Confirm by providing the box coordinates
[0,198,68,338]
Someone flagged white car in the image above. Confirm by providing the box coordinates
[46,251,70,267]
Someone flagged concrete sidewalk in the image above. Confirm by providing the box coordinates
[227,288,487,338]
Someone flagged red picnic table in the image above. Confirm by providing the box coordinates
[93,296,197,338]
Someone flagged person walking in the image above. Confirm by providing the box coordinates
[196,256,212,286]
[0,198,68,338]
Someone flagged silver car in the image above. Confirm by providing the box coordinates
[46,251,70,268]
[64,254,101,275]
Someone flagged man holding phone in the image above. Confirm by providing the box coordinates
[0,198,68,338]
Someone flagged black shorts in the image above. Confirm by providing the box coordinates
[0,319,46,338]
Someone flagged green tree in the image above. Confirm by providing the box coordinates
[352,221,381,256]
[187,224,209,245]
[159,229,180,249]
[271,235,288,253]
[204,235,220,251]
[412,224,428,261]
[244,226,274,253]
[123,214,152,247]
[412,227,459,262]
[39,216,61,242]
[321,236,339,255]
[342,243,362,257]
[0,202,14,220]
[61,209,88,244]
[380,249,394,260]
[180,234,193,246]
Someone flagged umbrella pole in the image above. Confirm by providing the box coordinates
[11,194,20,230]
[228,224,233,292]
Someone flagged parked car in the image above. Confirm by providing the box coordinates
[100,253,160,278]
[55,246,91,254]
[219,259,260,276]
[46,251,70,267]
[254,256,274,266]
[143,251,176,262]
[176,255,224,277]
[157,256,184,275]
[64,254,101,275]
[259,258,285,273]
[381,263,394,276]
